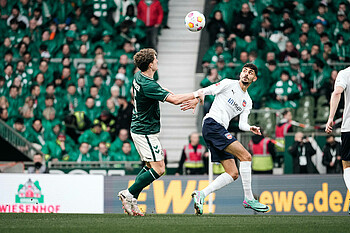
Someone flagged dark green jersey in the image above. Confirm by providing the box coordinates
[131,71,170,135]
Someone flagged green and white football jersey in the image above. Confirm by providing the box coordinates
[131,71,170,135]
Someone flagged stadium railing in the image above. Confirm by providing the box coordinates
[0,119,43,161]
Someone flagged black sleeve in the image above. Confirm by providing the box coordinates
[322,146,332,166]
[307,142,316,156]
[268,141,276,162]
[176,149,187,174]
[288,142,299,157]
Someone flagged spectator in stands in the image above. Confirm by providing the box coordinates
[0,107,9,124]
[308,59,330,98]
[7,85,23,121]
[76,96,100,122]
[97,110,117,140]
[288,132,318,174]
[92,141,114,162]
[339,19,350,42]
[78,120,111,150]
[106,97,118,117]
[76,77,88,101]
[71,142,93,162]
[42,133,72,161]
[266,70,300,109]
[115,96,133,135]
[322,134,342,174]
[287,57,308,95]
[207,10,228,46]
[7,5,29,29]
[279,41,299,62]
[202,43,232,68]
[66,83,79,113]
[27,153,48,174]
[13,117,26,137]
[26,118,45,150]
[232,3,255,38]
[333,34,348,62]
[52,0,74,31]
[176,132,208,175]
[137,0,163,50]
[114,141,139,161]
[110,128,136,154]
[18,96,34,123]
[332,10,347,37]
[295,33,311,53]
[0,96,9,110]
[64,111,92,143]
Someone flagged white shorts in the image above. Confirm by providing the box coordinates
[131,132,164,162]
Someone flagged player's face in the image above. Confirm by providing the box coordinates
[240,67,257,84]
[150,55,158,71]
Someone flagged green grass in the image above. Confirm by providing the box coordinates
[0,214,349,233]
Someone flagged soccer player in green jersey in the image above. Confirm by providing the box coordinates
[118,48,203,216]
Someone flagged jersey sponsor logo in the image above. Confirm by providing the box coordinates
[227,98,243,111]
[225,133,233,139]
[215,82,221,86]
[242,100,247,107]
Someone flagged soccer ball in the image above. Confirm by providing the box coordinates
[184,11,206,32]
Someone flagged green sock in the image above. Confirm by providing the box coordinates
[128,168,160,198]
[133,166,150,199]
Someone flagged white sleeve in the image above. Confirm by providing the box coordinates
[239,109,251,131]
[335,71,347,90]
[239,101,252,131]
[202,79,231,96]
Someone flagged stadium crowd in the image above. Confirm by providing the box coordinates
[0,0,169,162]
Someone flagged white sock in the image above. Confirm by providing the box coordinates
[202,172,234,197]
[344,168,350,193]
[240,161,254,201]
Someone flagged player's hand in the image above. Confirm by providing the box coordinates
[180,99,199,114]
[325,118,333,134]
[250,126,261,135]
[197,90,204,104]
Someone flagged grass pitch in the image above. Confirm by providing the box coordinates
[0,214,349,233]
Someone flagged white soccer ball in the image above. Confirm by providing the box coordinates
[184,11,206,32]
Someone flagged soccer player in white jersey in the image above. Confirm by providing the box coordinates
[325,66,350,213]
[181,63,269,214]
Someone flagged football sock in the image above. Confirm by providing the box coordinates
[202,172,234,197]
[343,168,350,193]
[239,161,254,201]
[128,168,160,198]
[133,166,150,199]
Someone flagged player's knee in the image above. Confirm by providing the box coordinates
[242,152,252,161]
[156,167,165,176]
[230,171,239,180]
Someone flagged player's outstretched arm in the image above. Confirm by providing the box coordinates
[166,90,204,105]
[326,86,344,134]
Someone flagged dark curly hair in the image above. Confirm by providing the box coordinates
[243,63,258,76]
[133,48,157,72]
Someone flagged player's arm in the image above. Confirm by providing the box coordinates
[325,86,344,133]
[165,90,203,105]
[180,79,230,112]
[239,109,261,135]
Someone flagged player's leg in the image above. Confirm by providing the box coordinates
[224,141,269,212]
[201,159,238,197]
[340,132,350,213]
[224,141,253,199]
